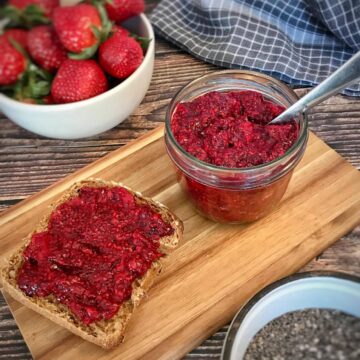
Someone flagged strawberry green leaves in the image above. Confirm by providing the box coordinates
[0,5,49,28]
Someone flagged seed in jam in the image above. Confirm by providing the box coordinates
[171,90,299,168]
[17,186,174,325]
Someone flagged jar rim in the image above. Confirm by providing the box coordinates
[165,70,309,174]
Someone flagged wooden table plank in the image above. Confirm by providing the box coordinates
[0,0,359,359]
[0,293,32,359]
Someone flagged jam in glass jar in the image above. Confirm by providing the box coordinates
[165,70,308,223]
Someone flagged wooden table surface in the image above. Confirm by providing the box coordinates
[0,0,359,359]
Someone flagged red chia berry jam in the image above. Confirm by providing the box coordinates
[17,186,174,325]
[171,91,298,168]
[167,89,303,223]
[179,170,293,223]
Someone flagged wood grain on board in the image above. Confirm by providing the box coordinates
[1,126,360,360]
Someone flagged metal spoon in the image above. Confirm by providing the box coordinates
[270,51,360,124]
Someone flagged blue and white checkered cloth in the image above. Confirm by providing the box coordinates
[150,0,360,96]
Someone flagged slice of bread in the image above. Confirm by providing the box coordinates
[1,178,183,349]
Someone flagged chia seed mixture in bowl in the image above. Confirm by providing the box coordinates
[244,308,360,360]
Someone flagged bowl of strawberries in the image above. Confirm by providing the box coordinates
[0,0,154,139]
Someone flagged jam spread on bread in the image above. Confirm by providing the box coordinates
[171,90,298,167]
[17,186,174,325]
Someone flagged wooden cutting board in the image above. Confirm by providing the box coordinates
[1,125,360,360]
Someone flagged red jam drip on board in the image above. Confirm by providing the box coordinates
[17,186,174,325]
[171,91,299,168]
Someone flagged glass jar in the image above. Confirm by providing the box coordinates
[165,70,308,223]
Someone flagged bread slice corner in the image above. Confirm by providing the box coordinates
[1,178,183,349]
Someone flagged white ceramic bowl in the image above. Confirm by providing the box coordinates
[0,14,155,139]
[222,272,360,360]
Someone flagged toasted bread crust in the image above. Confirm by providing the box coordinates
[1,179,183,349]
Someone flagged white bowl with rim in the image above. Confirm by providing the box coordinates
[0,14,154,139]
[221,271,360,360]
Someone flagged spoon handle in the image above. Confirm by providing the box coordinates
[271,51,360,124]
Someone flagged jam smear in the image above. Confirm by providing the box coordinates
[17,186,174,325]
[171,90,299,168]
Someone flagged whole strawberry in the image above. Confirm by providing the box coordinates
[52,4,101,55]
[105,0,144,22]
[9,0,58,16]
[27,26,67,73]
[0,40,26,86]
[99,33,143,79]
[2,29,28,50]
[51,59,108,104]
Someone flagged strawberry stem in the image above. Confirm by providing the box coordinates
[130,34,152,51]
[8,38,28,58]
[94,1,112,42]
[68,42,100,60]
